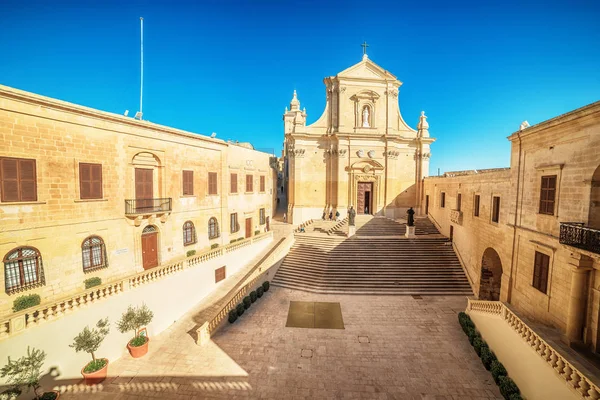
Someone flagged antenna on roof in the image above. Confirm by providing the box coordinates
[124,110,129,116]
[210,132,217,138]
[138,17,144,121]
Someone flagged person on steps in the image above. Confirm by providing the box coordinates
[335,210,340,221]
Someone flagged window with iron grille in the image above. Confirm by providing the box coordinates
[209,217,220,239]
[492,196,500,223]
[246,174,253,192]
[82,236,108,272]
[4,247,45,293]
[230,213,239,233]
[0,157,37,202]
[208,172,218,195]
[182,170,194,196]
[259,208,265,225]
[474,194,480,217]
[539,175,557,215]
[183,221,197,246]
[533,251,550,294]
[260,176,265,192]
[440,192,445,208]
[230,173,238,194]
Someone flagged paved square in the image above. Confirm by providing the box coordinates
[286,301,345,329]
[60,287,501,400]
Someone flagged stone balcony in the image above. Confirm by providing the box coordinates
[450,209,463,225]
[559,222,600,255]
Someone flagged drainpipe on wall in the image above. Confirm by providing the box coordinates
[384,84,389,217]
[508,129,523,303]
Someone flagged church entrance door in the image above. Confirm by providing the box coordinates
[357,182,373,214]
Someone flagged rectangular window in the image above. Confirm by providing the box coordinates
[260,176,265,192]
[532,251,550,294]
[79,163,103,200]
[246,174,253,193]
[539,175,557,215]
[1,157,37,202]
[440,192,446,208]
[230,173,238,194]
[215,266,226,283]
[474,195,480,217]
[492,196,500,223]
[208,172,218,195]
[182,170,194,196]
[259,208,265,225]
[457,193,462,211]
[230,213,239,233]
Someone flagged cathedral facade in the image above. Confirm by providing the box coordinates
[283,54,434,224]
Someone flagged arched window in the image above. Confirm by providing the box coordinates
[208,217,220,239]
[82,236,107,272]
[4,247,45,293]
[183,221,196,245]
[142,225,157,234]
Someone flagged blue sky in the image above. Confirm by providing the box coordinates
[1,0,599,174]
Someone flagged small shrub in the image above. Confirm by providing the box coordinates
[116,304,154,347]
[186,250,196,257]
[70,318,110,370]
[491,360,507,384]
[498,376,520,399]
[243,296,251,309]
[458,312,474,333]
[257,286,264,297]
[236,303,245,317]
[84,277,102,289]
[230,239,236,244]
[508,394,523,400]
[237,237,245,242]
[480,345,495,370]
[228,310,238,323]
[473,337,485,356]
[467,327,479,344]
[250,291,257,303]
[0,347,46,399]
[40,392,58,400]
[83,358,107,374]
[211,243,219,250]
[0,388,21,400]
[254,230,260,235]
[262,281,270,292]
[12,294,41,312]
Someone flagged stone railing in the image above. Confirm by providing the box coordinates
[296,219,314,232]
[0,231,273,341]
[450,209,463,225]
[196,232,295,345]
[467,299,600,399]
[327,217,348,235]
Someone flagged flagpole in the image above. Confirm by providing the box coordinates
[140,17,144,119]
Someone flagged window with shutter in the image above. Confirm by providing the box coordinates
[539,175,557,215]
[182,170,194,195]
[532,251,550,293]
[1,157,37,202]
[492,196,501,223]
[230,213,239,233]
[474,195,480,217]
[79,163,103,199]
[246,174,253,193]
[260,176,265,192]
[208,172,218,195]
[440,192,445,208]
[230,173,238,194]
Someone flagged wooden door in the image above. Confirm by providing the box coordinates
[142,232,158,269]
[357,182,372,214]
[135,168,153,213]
[245,218,252,238]
[425,195,429,215]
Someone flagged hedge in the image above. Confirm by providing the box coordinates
[257,286,264,298]
[84,276,102,289]
[211,244,219,250]
[262,281,270,292]
[186,250,196,257]
[458,312,521,400]
[228,283,269,324]
[12,294,41,312]
[250,291,258,303]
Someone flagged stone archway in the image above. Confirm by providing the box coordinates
[479,248,503,301]
[589,165,600,229]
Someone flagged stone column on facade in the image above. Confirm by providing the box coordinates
[566,253,594,344]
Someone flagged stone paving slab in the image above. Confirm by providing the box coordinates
[60,286,502,400]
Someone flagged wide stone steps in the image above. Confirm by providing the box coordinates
[273,216,473,295]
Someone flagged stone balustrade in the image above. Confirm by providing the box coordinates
[0,231,273,341]
[467,298,600,399]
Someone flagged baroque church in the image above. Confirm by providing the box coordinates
[283,51,434,224]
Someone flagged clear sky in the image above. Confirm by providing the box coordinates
[1,0,599,174]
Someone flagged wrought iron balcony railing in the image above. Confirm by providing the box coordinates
[125,198,172,215]
[559,222,600,255]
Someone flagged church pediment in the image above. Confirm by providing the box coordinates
[337,56,399,82]
[347,159,384,173]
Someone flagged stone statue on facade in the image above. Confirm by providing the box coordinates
[348,206,356,226]
[407,207,415,227]
[362,107,370,128]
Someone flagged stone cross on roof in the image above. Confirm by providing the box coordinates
[361,41,369,56]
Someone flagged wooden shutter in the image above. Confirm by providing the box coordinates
[91,164,102,199]
[539,175,556,215]
[183,170,193,195]
[18,159,37,201]
[80,163,102,199]
[208,172,217,195]
[1,158,20,202]
[246,175,253,192]
[230,173,237,193]
[260,176,265,192]
[474,195,480,217]
[533,251,549,293]
[492,197,500,222]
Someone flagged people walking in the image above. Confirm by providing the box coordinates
[335,210,340,221]
[283,212,287,223]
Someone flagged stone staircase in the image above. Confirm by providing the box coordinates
[272,216,472,295]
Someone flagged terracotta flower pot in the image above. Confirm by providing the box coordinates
[81,358,109,385]
[127,336,150,358]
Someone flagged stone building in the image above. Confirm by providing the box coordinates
[283,53,434,223]
[423,100,600,351]
[0,84,275,315]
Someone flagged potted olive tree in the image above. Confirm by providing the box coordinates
[69,318,110,385]
[117,304,154,358]
[0,347,60,399]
